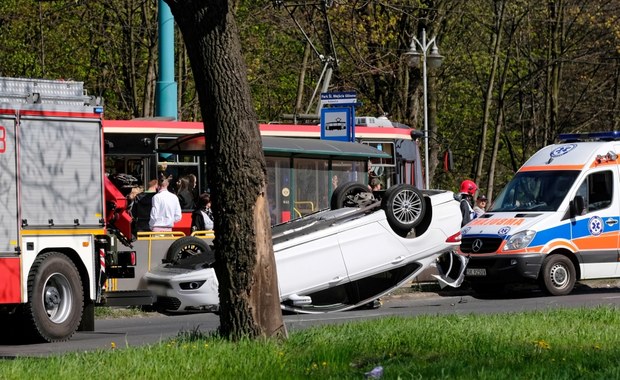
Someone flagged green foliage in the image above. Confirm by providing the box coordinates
[1,1,620,194]
[1,307,620,378]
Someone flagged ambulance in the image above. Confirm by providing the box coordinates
[460,131,620,295]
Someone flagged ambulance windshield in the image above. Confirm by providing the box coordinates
[489,170,579,212]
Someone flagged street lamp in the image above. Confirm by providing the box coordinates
[404,28,443,190]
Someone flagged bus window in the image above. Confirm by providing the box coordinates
[156,136,200,194]
[362,141,396,187]
[294,158,329,216]
[105,155,148,186]
[332,160,365,190]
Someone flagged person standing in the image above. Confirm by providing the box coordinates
[177,176,196,210]
[458,179,478,227]
[187,173,199,203]
[191,193,215,232]
[133,179,158,233]
[149,178,182,232]
[473,195,487,217]
[369,178,382,191]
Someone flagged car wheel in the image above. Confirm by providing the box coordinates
[165,236,212,265]
[24,252,84,342]
[381,184,426,231]
[539,254,576,296]
[330,181,372,209]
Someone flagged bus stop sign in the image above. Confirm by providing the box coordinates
[320,92,356,142]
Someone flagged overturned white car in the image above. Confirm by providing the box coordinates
[144,182,464,314]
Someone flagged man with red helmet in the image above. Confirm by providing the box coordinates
[458,179,478,226]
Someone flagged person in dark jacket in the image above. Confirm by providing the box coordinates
[177,176,196,210]
[191,192,214,232]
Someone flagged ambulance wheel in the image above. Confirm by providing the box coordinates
[24,252,84,342]
[330,182,373,209]
[381,184,426,232]
[539,255,576,296]
[165,236,212,265]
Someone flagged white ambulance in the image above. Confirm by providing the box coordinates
[460,131,620,295]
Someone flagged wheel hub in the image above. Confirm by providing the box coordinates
[45,286,61,309]
[394,191,421,223]
[42,273,73,323]
[550,264,568,288]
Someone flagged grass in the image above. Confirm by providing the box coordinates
[2,306,620,379]
[94,306,156,319]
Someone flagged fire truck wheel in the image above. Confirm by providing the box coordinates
[381,184,426,232]
[330,182,373,209]
[165,236,212,265]
[539,254,576,296]
[24,252,84,343]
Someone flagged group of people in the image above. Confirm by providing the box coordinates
[128,173,214,235]
[458,179,488,227]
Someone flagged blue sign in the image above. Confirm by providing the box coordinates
[321,107,353,141]
[320,91,357,105]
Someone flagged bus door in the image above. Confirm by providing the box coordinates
[266,156,292,225]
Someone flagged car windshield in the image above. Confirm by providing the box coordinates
[489,170,579,212]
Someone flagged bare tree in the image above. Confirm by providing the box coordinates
[163,0,286,340]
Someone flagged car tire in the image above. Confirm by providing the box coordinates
[165,236,212,265]
[23,252,84,342]
[330,181,372,209]
[381,184,426,232]
[539,254,576,296]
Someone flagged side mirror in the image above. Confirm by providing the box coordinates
[570,195,585,218]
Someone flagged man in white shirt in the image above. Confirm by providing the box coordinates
[149,178,182,232]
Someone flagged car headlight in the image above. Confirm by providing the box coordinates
[503,230,536,251]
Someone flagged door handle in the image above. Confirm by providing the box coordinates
[391,255,405,264]
[329,276,344,284]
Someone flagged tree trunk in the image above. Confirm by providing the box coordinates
[295,42,312,115]
[545,0,563,144]
[475,0,505,188]
[487,48,511,201]
[164,0,286,340]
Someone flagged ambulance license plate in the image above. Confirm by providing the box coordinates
[466,268,486,276]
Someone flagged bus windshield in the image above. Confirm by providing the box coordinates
[489,170,580,212]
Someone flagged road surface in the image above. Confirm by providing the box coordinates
[2,283,619,358]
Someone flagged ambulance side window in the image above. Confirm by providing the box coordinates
[577,171,613,213]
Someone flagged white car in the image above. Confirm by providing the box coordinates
[144,182,465,314]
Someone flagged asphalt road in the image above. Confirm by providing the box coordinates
[2,283,620,358]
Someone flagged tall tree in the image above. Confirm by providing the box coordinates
[163,0,286,340]
[474,0,505,187]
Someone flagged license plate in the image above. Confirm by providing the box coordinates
[149,285,168,297]
[466,268,486,276]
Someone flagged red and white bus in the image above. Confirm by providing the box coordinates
[102,117,424,228]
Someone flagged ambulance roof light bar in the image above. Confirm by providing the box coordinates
[557,131,620,143]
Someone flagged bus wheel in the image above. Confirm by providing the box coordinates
[381,184,426,232]
[24,252,84,343]
[330,182,373,209]
[539,255,576,296]
[165,236,213,265]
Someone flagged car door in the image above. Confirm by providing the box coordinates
[571,169,619,278]
[275,230,349,299]
[337,216,408,281]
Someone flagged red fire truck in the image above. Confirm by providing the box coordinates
[0,77,156,342]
